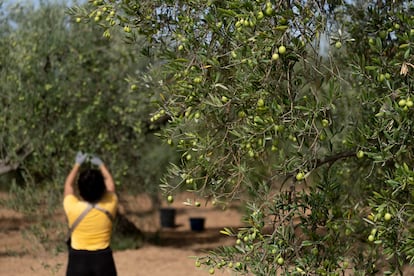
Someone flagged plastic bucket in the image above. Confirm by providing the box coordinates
[160,208,176,228]
[189,217,205,231]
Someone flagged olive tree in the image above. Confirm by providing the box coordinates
[78,0,414,274]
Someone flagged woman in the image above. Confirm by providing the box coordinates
[63,151,118,276]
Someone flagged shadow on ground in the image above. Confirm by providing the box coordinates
[148,226,237,252]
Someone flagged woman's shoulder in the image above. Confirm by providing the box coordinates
[63,194,85,213]
[97,192,118,214]
[100,191,118,203]
[63,194,80,204]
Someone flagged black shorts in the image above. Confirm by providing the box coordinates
[66,247,117,276]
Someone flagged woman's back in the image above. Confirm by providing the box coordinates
[64,192,117,250]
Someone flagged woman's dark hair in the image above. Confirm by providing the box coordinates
[77,169,106,203]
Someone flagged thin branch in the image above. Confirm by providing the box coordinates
[315,150,356,168]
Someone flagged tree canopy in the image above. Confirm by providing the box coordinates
[75,0,414,274]
[0,1,177,214]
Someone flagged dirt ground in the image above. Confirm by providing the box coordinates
[0,192,245,276]
[3,191,414,276]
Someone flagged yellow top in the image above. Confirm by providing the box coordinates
[63,192,118,250]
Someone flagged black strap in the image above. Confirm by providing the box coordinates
[66,203,113,241]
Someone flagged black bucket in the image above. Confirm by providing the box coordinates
[189,217,205,231]
[160,208,176,228]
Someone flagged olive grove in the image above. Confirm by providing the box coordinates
[1,0,414,274]
[0,0,177,246]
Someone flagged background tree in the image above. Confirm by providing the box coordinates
[0,0,177,248]
[76,0,414,274]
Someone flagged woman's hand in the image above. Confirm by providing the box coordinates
[75,151,88,165]
[90,155,104,167]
